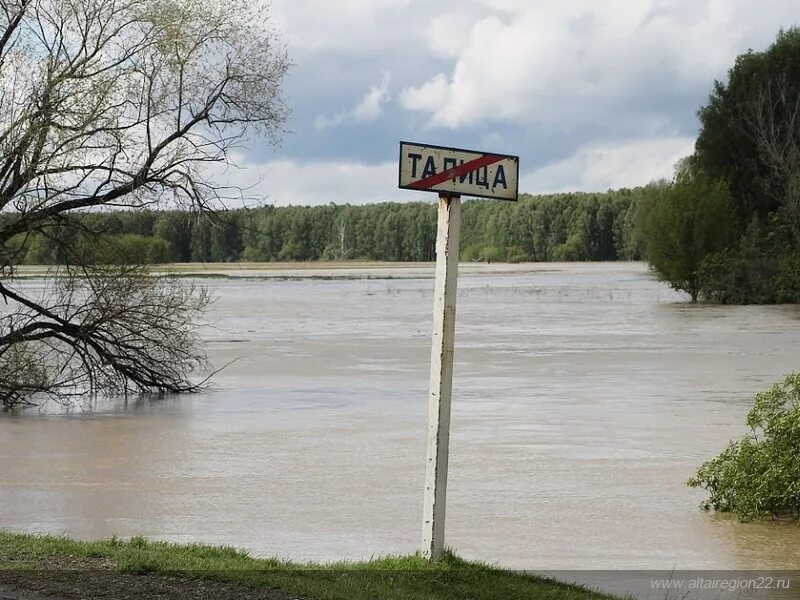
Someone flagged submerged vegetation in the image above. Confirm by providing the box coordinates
[688,374,800,521]
[0,531,614,600]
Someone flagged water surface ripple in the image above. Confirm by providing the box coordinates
[2,263,800,574]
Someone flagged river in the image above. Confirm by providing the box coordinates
[2,262,799,596]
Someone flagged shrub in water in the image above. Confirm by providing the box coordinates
[688,373,800,521]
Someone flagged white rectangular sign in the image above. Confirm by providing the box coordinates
[398,141,519,201]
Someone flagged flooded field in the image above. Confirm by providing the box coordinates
[2,262,800,583]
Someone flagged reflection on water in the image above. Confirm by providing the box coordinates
[2,263,800,585]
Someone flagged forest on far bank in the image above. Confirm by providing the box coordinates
[3,188,648,266]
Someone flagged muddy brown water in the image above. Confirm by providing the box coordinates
[2,262,800,595]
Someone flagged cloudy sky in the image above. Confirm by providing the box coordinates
[232,0,798,206]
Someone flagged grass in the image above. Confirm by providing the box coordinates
[0,530,617,600]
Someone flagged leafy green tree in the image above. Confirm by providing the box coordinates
[209,216,243,262]
[681,28,800,303]
[688,373,800,521]
[639,173,738,302]
[154,213,193,262]
[695,27,800,224]
[190,219,213,263]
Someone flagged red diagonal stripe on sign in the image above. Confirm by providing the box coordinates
[406,154,506,190]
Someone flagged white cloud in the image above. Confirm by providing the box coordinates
[262,0,799,195]
[270,0,416,54]
[259,159,404,205]
[208,137,691,207]
[522,136,695,194]
[209,156,428,206]
[315,73,391,129]
[399,73,449,113]
[351,73,392,121]
[399,0,800,128]
[423,10,484,59]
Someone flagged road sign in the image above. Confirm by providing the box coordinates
[398,140,520,561]
[398,141,519,201]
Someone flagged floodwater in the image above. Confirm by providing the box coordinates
[2,263,800,596]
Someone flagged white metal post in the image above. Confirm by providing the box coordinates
[421,193,461,560]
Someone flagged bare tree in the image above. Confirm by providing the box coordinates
[0,0,289,407]
[0,265,211,407]
[742,72,800,230]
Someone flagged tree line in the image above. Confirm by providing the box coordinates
[4,189,648,267]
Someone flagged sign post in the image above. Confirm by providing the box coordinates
[421,192,460,560]
[398,141,518,560]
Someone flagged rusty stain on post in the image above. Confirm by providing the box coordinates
[421,193,461,560]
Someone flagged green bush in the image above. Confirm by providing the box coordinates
[695,213,800,303]
[552,233,588,261]
[688,373,800,521]
[507,249,529,263]
[146,237,172,264]
[478,246,504,263]
[698,250,777,304]
[698,250,800,304]
[776,253,800,300]
[105,234,172,265]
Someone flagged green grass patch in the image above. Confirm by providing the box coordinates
[0,530,616,600]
